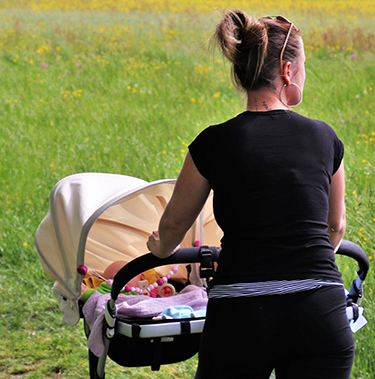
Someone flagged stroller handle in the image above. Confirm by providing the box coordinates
[111,246,221,301]
[336,239,370,304]
[336,239,369,281]
[110,239,370,302]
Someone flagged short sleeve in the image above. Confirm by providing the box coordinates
[188,127,212,179]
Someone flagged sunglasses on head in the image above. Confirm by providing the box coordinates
[262,16,296,75]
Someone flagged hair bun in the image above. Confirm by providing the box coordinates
[212,10,301,92]
[215,10,267,61]
[231,11,248,43]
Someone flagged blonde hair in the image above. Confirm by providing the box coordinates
[213,10,302,91]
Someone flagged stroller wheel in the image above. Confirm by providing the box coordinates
[88,349,105,379]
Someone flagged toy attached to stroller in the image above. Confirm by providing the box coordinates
[35,173,369,379]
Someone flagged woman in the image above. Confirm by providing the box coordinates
[147,10,353,379]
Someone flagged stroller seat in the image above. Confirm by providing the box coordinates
[82,245,219,377]
[81,281,210,357]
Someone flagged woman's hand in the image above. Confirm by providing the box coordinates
[147,230,180,259]
[147,230,160,257]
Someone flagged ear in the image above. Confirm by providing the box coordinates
[282,61,292,85]
[140,273,146,280]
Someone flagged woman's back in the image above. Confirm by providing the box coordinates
[189,110,344,283]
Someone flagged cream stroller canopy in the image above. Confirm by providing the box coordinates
[35,173,222,326]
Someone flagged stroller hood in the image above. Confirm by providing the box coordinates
[35,173,221,325]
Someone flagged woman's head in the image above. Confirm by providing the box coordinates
[213,10,303,93]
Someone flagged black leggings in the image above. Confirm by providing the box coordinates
[197,286,354,379]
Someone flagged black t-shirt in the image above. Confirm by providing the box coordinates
[189,110,344,284]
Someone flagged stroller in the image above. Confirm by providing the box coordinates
[35,173,369,379]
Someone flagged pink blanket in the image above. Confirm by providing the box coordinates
[83,285,208,356]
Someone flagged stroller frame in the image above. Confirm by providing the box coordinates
[34,173,369,379]
[85,240,368,379]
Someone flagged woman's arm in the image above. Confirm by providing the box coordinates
[147,152,211,258]
[327,160,346,253]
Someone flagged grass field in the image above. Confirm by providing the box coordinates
[0,1,374,378]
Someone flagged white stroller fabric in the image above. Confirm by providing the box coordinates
[35,173,222,325]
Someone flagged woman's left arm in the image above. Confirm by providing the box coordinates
[327,160,346,253]
[147,152,211,258]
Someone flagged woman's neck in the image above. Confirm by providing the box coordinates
[246,88,288,112]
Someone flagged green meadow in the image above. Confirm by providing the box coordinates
[0,6,374,379]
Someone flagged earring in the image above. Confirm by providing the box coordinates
[280,82,303,108]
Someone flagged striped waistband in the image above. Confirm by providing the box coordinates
[209,279,344,299]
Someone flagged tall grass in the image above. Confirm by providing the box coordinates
[0,4,374,379]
